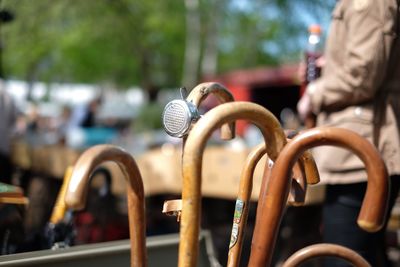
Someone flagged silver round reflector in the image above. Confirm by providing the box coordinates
[162,99,199,137]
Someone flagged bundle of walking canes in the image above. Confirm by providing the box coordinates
[61,82,388,267]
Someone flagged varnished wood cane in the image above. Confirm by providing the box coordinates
[227,140,319,267]
[180,101,287,267]
[64,145,147,267]
[163,82,236,218]
[186,82,235,141]
[248,127,389,267]
[282,243,371,267]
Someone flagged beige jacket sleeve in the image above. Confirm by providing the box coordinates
[309,0,397,113]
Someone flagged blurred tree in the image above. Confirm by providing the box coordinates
[182,0,201,89]
[217,0,336,72]
[1,0,185,91]
[0,3,14,78]
[0,0,334,92]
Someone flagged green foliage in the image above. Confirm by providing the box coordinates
[1,0,335,88]
[2,0,185,88]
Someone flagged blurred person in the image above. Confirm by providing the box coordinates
[80,96,102,128]
[0,79,18,184]
[25,103,40,132]
[55,105,72,144]
[297,1,400,266]
[69,96,102,129]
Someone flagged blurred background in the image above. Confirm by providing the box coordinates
[7,1,399,267]
[0,0,336,151]
[1,0,334,111]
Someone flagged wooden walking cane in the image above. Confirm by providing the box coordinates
[163,82,236,219]
[179,101,287,267]
[175,102,316,266]
[49,166,74,225]
[186,82,235,141]
[282,243,371,267]
[249,127,389,267]
[227,139,319,267]
[64,145,147,267]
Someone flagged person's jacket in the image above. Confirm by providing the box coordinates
[308,0,400,183]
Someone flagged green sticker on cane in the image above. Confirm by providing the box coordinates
[233,199,244,224]
[229,199,245,249]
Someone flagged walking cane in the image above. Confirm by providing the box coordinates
[262,143,319,207]
[249,127,389,267]
[179,101,287,267]
[282,243,371,267]
[64,145,147,267]
[162,82,235,219]
[43,166,75,249]
[49,166,74,225]
[185,82,235,140]
[227,139,319,267]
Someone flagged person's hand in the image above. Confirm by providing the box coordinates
[315,56,326,68]
[297,93,312,122]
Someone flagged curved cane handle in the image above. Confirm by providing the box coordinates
[287,141,319,206]
[285,130,320,185]
[227,140,318,267]
[261,140,319,207]
[249,127,389,267]
[180,101,286,267]
[300,150,320,185]
[186,82,235,140]
[163,83,236,221]
[282,243,371,267]
[65,145,146,267]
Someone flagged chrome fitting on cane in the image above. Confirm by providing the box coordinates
[162,87,200,138]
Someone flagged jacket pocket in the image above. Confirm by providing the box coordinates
[315,105,374,173]
[324,105,374,132]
